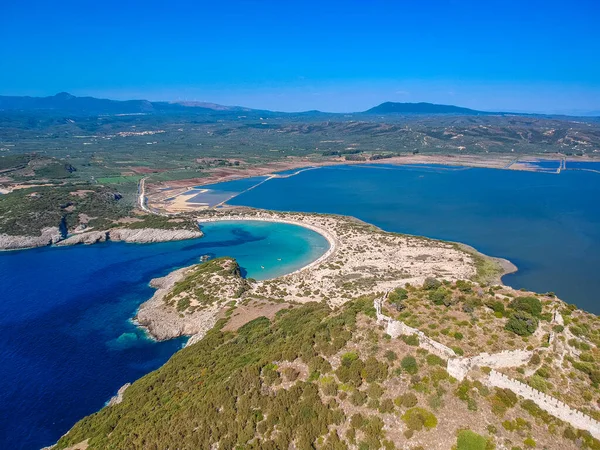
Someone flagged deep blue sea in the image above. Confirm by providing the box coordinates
[0,221,328,450]
[225,164,600,312]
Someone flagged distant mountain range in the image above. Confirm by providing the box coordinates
[0,92,596,117]
[0,92,252,115]
[364,101,487,115]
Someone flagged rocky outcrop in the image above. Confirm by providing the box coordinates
[108,228,203,243]
[0,227,203,250]
[136,258,247,341]
[0,227,62,250]
[106,383,131,407]
[135,266,220,341]
[55,230,109,246]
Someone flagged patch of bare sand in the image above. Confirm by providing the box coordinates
[197,211,492,307]
[69,190,94,197]
[221,300,291,332]
[114,217,144,224]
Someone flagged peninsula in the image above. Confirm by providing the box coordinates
[49,207,600,450]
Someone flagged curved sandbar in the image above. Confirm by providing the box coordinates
[197,214,337,277]
[137,209,511,345]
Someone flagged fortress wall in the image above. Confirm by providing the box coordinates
[488,370,600,439]
[374,297,600,439]
[375,298,456,359]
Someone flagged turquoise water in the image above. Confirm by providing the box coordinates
[0,221,328,450]
[224,164,600,312]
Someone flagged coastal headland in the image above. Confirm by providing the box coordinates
[52,207,600,450]
[135,210,509,345]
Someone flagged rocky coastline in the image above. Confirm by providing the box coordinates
[0,227,203,250]
[0,226,63,250]
[135,266,220,341]
[134,210,511,344]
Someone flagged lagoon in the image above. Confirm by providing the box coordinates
[226,164,600,313]
[0,221,328,450]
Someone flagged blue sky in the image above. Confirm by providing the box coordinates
[1,0,599,113]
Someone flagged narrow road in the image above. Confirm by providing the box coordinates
[138,176,152,213]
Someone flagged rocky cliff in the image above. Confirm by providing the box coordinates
[0,227,203,250]
[136,258,249,341]
[0,227,62,250]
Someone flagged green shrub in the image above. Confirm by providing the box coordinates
[429,287,453,306]
[502,417,531,433]
[401,334,420,346]
[490,388,518,416]
[528,375,548,392]
[350,389,368,406]
[509,296,542,317]
[401,356,419,375]
[456,429,491,450]
[361,356,388,383]
[456,280,473,293]
[505,311,539,336]
[321,380,338,396]
[341,352,360,365]
[367,383,384,399]
[378,398,395,413]
[389,287,408,311]
[384,350,397,362]
[486,300,505,315]
[456,380,478,411]
[452,346,465,356]
[395,392,418,408]
[423,277,442,290]
[401,407,437,431]
[426,354,445,366]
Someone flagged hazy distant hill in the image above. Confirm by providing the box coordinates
[0,92,156,114]
[169,101,253,111]
[0,92,245,115]
[365,101,489,115]
[1,93,585,118]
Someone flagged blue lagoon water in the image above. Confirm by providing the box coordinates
[0,221,328,450]
[186,176,271,206]
[224,164,600,312]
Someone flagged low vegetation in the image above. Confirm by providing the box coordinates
[55,291,600,450]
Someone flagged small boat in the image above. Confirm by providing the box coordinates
[261,265,265,269]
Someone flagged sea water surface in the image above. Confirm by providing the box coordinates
[0,221,328,450]
[225,164,600,312]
